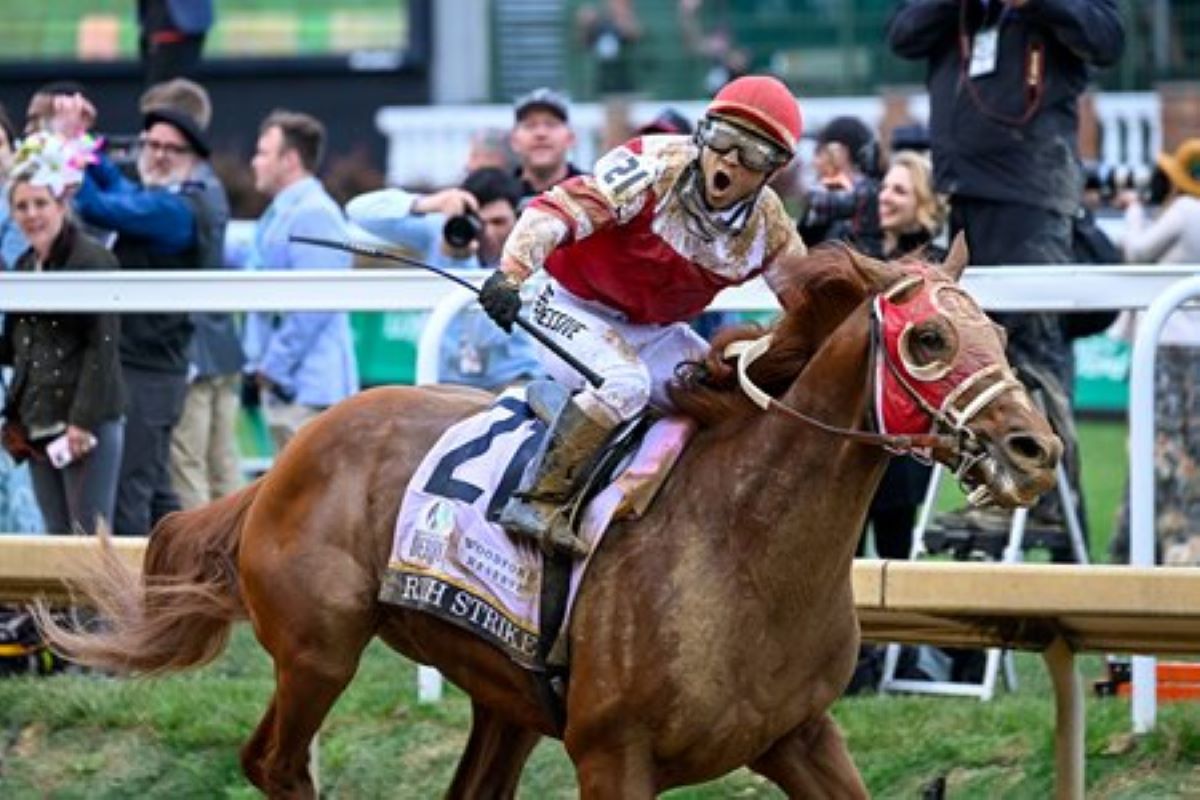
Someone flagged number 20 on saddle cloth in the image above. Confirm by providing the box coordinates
[379,387,694,668]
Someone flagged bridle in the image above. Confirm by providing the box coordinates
[724,271,1025,486]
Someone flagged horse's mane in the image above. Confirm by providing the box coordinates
[669,244,872,427]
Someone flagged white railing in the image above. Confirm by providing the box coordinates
[3,264,1192,313]
[1127,276,1200,734]
[375,91,1154,188]
[3,264,1194,731]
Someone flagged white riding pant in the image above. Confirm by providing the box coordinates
[527,281,709,427]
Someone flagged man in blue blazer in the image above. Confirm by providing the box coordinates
[243,110,359,452]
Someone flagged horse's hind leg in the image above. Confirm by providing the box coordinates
[241,568,377,797]
[240,698,277,793]
[749,712,868,799]
[245,645,366,799]
[447,700,542,800]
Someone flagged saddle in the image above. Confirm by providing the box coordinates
[381,383,692,674]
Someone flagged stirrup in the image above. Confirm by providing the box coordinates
[499,497,589,560]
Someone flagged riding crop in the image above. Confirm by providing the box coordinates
[289,235,604,388]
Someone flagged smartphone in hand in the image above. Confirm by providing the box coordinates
[46,432,96,469]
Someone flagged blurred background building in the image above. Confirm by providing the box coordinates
[0,1,1196,178]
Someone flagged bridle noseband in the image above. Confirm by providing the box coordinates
[725,273,1024,484]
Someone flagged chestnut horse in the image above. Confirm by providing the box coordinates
[42,239,1059,798]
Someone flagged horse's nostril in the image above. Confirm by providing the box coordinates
[1006,433,1061,468]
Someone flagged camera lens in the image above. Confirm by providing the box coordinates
[443,211,482,249]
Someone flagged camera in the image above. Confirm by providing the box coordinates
[443,210,483,249]
[1084,161,1165,205]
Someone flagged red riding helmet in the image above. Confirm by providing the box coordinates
[705,75,803,157]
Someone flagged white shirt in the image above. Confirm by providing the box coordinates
[1123,196,1200,346]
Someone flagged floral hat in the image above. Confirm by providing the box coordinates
[8,130,102,198]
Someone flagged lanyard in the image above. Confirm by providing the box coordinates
[958,0,1045,127]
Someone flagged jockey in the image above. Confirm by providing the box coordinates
[480,75,809,558]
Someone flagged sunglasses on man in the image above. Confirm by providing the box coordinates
[697,118,789,173]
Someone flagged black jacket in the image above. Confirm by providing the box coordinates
[887,0,1124,215]
[113,175,227,375]
[0,224,126,438]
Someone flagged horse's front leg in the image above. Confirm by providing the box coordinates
[749,712,869,799]
[570,742,657,800]
[446,700,542,800]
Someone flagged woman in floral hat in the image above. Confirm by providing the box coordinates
[0,131,126,534]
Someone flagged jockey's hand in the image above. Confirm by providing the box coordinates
[479,270,523,333]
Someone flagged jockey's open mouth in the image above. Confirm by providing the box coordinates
[712,169,732,192]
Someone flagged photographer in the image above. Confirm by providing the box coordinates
[888,0,1125,549]
[796,116,883,255]
[347,167,542,390]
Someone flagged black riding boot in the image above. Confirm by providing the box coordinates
[498,400,612,559]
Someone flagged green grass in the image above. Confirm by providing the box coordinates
[1,638,1198,798]
[3,419,1197,798]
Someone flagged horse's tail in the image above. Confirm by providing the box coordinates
[35,481,260,675]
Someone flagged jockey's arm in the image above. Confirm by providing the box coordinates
[500,143,657,282]
[498,204,571,282]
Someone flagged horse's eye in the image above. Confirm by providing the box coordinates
[917,329,943,350]
[899,320,957,381]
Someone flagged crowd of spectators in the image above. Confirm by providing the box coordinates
[0,80,592,537]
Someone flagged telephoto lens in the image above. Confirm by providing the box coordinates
[443,211,483,249]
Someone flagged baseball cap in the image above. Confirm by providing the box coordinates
[514,88,570,123]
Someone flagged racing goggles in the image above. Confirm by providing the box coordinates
[697,117,790,173]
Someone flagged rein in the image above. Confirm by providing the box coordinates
[725,334,955,455]
[723,282,1022,466]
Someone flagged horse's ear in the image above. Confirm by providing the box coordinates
[940,232,970,282]
[845,245,896,293]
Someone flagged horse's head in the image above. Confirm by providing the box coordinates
[849,234,1061,507]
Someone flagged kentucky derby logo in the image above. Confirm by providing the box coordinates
[409,498,455,566]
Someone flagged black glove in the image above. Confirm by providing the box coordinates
[479,270,523,333]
